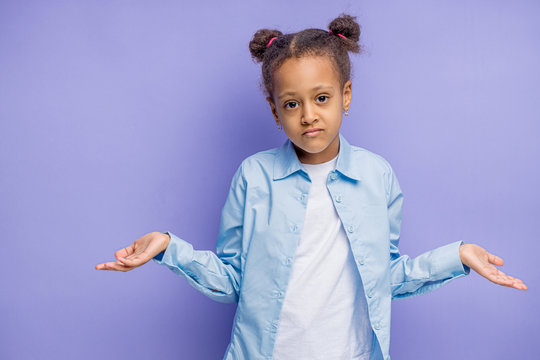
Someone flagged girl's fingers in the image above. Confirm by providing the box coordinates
[115,244,135,260]
[487,252,503,266]
[496,269,526,286]
[475,251,527,290]
[95,261,134,272]
[489,270,527,290]
[118,253,149,267]
[505,281,527,290]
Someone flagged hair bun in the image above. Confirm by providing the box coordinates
[328,13,361,53]
[249,29,284,63]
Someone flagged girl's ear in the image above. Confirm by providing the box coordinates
[342,80,352,111]
[266,96,281,126]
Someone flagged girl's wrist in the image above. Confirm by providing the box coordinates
[459,243,468,265]
[159,231,171,252]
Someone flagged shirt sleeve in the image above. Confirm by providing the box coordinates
[152,162,246,304]
[385,163,471,301]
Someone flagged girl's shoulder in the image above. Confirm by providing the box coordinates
[235,145,282,179]
[349,144,395,175]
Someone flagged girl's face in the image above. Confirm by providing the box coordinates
[266,55,352,164]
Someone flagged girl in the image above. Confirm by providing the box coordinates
[96,14,527,360]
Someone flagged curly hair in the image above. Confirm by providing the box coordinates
[248,13,362,100]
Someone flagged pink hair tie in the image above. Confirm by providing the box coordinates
[329,30,347,39]
[266,36,277,48]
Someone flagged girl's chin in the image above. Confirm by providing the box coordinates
[294,144,331,157]
[293,141,321,151]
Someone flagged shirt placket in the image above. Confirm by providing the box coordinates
[263,172,311,358]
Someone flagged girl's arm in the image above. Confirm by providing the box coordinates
[385,164,471,300]
[385,163,527,299]
[151,163,247,304]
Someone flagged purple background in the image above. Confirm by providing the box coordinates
[1,1,538,359]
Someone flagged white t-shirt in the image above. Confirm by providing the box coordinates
[272,154,373,360]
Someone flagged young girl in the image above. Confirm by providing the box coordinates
[96,14,527,360]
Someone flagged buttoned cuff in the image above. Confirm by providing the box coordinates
[433,240,471,279]
[152,231,194,267]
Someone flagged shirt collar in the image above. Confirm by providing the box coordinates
[273,132,362,181]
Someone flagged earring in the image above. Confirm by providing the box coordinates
[277,124,282,130]
[345,109,349,116]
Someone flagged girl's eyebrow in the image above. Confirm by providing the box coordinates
[278,85,334,100]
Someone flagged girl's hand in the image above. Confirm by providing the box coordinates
[459,244,528,290]
[95,232,170,272]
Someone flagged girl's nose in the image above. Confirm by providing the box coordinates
[301,103,318,124]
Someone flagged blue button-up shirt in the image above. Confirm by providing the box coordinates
[153,133,470,360]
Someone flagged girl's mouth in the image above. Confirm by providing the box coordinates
[303,129,323,137]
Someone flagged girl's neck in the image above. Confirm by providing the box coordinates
[295,138,340,164]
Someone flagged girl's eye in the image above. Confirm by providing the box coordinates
[316,95,328,103]
[285,101,298,109]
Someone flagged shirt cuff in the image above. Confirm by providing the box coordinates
[152,231,194,267]
[433,240,471,278]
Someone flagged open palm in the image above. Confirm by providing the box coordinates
[459,243,527,290]
[95,232,169,272]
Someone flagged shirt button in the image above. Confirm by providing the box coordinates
[374,322,381,330]
[290,224,298,232]
[347,225,354,233]
[330,173,337,181]
[335,195,342,203]
[358,257,365,265]
[286,257,292,265]
[367,289,373,298]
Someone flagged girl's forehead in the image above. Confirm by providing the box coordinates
[273,55,341,90]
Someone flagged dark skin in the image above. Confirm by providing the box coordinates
[265,56,351,165]
[95,54,528,292]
